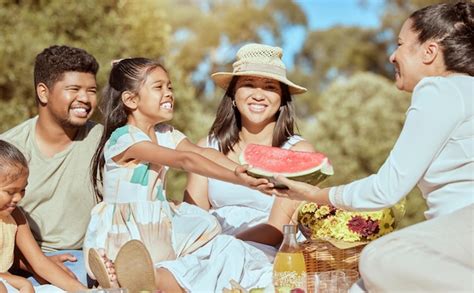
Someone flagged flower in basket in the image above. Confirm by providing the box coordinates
[297,200,406,248]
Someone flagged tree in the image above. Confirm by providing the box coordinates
[0,0,171,128]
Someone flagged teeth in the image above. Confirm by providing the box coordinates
[160,102,172,109]
[72,108,87,113]
[249,104,266,112]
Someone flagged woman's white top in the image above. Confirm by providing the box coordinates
[330,75,474,219]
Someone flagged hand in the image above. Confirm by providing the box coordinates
[270,175,321,201]
[235,165,273,190]
[48,254,78,280]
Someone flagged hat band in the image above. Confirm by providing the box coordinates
[233,63,286,78]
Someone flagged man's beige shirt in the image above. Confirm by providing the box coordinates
[1,116,102,252]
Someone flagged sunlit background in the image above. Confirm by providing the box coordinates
[1,0,446,227]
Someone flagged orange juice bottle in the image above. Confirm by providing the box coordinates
[273,225,306,291]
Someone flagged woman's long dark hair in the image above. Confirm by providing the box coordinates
[409,1,473,75]
[209,76,298,155]
[91,58,165,200]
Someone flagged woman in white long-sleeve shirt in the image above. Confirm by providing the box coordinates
[270,1,474,292]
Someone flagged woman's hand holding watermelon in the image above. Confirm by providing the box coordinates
[271,176,332,205]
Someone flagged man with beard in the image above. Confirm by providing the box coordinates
[0,45,102,287]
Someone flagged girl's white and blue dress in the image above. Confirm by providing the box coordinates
[84,124,272,291]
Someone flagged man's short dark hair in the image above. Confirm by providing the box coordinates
[34,45,99,93]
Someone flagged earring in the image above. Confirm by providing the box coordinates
[232,100,236,108]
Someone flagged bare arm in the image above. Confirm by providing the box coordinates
[12,209,87,291]
[184,138,212,210]
[15,249,78,283]
[177,138,240,170]
[0,272,33,293]
[121,141,268,189]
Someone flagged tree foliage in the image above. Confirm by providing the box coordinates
[0,0,171,124]
[0,0,437,226]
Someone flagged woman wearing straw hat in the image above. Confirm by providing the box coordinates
[185,43,314,257]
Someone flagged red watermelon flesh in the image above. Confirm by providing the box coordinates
[240,144,333,188]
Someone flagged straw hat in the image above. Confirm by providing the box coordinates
[211,43,307,95]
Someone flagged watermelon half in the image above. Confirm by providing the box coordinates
[240,144,334,189]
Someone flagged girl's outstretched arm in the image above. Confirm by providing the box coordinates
[0,272,33,293]
[176,138,240,170]
[11,209,87,291]
[120,141,269,189]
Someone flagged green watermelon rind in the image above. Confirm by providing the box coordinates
[241,151,334,189]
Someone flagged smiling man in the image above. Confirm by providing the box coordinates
[0,45,102,287]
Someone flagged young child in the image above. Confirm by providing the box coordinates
[84,58,272,291]
[0,140,87,293]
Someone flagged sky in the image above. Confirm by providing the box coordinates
[282,0,384,67]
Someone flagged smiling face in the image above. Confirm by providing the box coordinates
[135,67,174,124]
[40,71,97,128]
[389,19,427,92]
[0,167,28,218]
[234,76,282,128]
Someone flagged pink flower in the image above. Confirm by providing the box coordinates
[347,216,380,237]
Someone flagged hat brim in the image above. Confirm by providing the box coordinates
[211,71,307,95]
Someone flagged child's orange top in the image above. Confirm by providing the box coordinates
[0,214,17,272]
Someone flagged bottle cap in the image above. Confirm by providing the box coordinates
[283,224,297,234]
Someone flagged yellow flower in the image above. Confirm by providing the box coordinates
[314,205,331,218]
[299,202,318,215]
[307,202,318,213]
[377,210,395,236]
[300,204,309,214]
[299,213,312,225]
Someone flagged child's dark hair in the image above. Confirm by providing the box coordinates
[90,58,166,200]
[34,45,99,101]
[0,140,28,183]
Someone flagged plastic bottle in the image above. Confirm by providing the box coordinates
[273,224,306,292]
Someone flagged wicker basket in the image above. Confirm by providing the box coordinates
[301,240,365,292]
[301,240,365,273]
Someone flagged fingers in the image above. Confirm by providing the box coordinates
[49,253,77,263]
[273,175,294,188]
[58,253,78,262]
[271,188,291,198]
[254,177,270,186]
